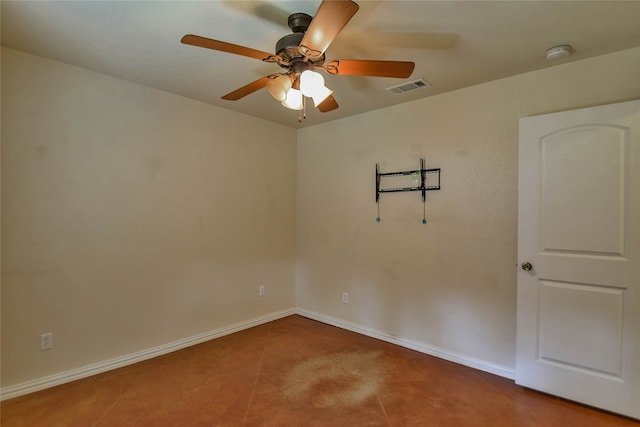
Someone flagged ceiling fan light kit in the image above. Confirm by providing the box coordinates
[311,85,334,107]
[181,0,415,122]
[267,74,293,102]
[282,88,303,110]
[300,70,333,106]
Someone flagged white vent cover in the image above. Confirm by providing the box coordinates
[386,79,432,94]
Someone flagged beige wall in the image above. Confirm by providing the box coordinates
[2,45,640,391]
[1,48,297,387]
[296,47,640,370]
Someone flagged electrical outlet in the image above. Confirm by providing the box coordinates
[342,292,349,304]
[259,285,265,297]
[40,333,53,350]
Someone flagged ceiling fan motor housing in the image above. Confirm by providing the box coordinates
[275,13,325,69]
[275,33,304,57]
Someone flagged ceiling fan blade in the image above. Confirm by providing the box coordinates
[317,94,339,113]
[325,59,415,78]
[222,76,271,100]
[181,34,273,61]
[300,0,359,56]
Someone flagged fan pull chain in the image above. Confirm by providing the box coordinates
[376,201,381,222]
[298,96,307,123]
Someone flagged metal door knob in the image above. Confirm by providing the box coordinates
[521,262,533,271]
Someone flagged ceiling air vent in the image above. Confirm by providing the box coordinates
[386,79,432,94]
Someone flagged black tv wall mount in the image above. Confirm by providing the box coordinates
[375,159,440,223]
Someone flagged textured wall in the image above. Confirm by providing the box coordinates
[1,48,297,387]
[295,47,640,370]
[2,45,639,390]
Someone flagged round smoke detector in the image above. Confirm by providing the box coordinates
[546,45,573,60]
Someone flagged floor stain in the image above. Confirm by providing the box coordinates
[283,351,385,408]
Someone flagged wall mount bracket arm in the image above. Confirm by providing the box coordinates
[375,158,440,203]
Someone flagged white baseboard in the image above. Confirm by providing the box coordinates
[2,307,515,401]
[295,308,516,380]
[0,308,296,401]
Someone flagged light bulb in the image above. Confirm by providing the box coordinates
[281,88,303,110]
[267,75,292,102]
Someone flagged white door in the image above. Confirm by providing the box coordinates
[516,99,640,419]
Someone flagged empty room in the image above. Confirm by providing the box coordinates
[1,1,639,426]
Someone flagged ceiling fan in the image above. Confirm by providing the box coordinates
[181,0,415,121]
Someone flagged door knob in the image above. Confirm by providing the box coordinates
[521,262,533,271]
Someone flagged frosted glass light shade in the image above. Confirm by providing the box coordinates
[311,85,333,106]
[281,88,303,110]
[267,75,292,102]
[300,70,332,106]
[300,70,323,96]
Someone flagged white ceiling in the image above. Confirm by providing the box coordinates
[2,1,640,128]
